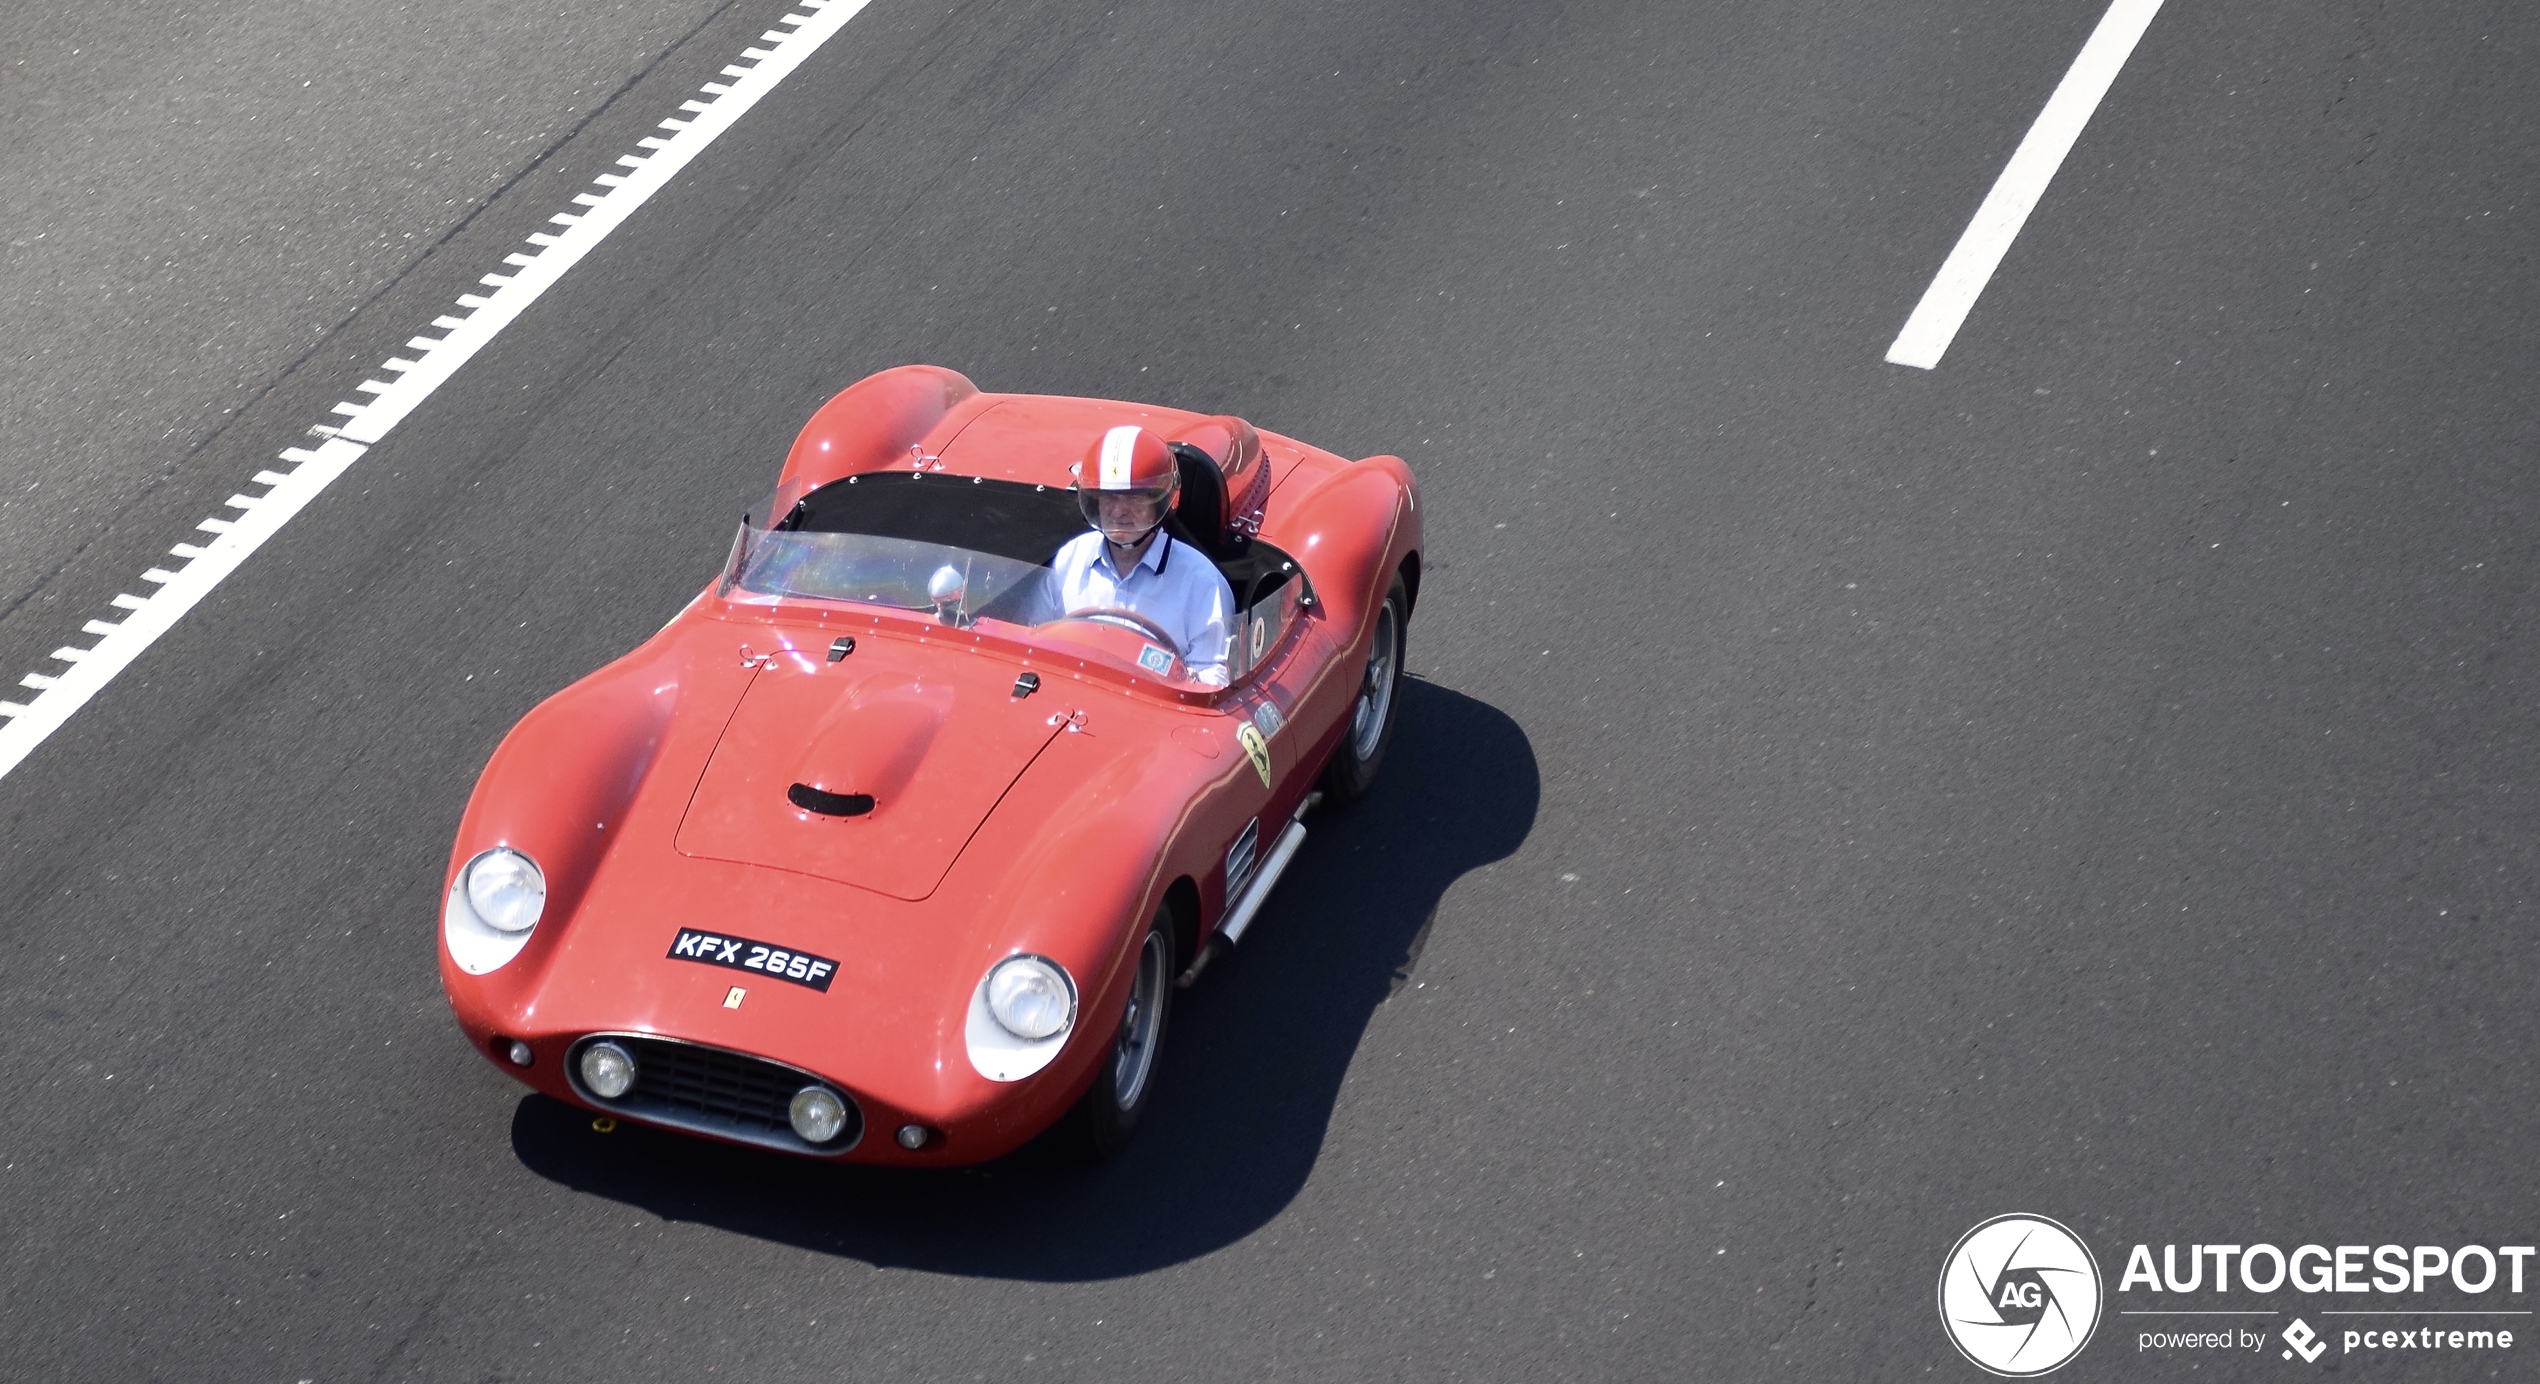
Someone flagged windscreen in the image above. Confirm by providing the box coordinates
[717,471,1251,688]
[722,526,1058,625]
[724,472,1081,623]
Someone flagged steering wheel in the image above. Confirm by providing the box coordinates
[1050,606,1183,657]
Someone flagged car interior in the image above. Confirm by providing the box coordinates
[774,450,1308,679]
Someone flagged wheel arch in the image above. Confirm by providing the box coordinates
[770,364,981,511]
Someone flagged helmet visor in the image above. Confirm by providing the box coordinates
[1077,482,1175,543]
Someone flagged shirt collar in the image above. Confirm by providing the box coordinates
[1104,531,1172,578]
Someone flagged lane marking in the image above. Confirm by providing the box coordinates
[0,0,874,783]
[1884,0,2166,370]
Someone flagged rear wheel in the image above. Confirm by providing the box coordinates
[1320,570,1408,805]
[1069,902,1174,1159]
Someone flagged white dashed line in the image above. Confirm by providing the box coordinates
[0,0,875,783]
[1885,0,2167,370]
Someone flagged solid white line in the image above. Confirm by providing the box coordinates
[0,0,874,784]
[1884,0,2167,370]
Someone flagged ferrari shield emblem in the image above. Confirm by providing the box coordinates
[1236,723,1273,787]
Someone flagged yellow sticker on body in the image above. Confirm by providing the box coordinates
[1236,723,1273,787]
[724,986,747,1009]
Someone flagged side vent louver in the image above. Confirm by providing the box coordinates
[1224,818,1261,899]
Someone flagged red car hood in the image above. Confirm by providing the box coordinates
[674,644,1063,901]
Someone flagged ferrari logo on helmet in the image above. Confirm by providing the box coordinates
[1236,723,1273,787]
[1098,425,1141,487]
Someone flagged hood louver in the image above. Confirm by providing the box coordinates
[788,783,875,817]
[678,658,1065,902]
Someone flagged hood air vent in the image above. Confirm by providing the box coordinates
[788,783,875,817]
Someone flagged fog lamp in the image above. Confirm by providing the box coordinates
[505,1040,533,1067]
[790,1086,849,1144]
[895,1124,930,1150]
[579,1040,637,1099]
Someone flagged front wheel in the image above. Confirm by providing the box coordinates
[1068,903,1175,1159]
[1320,570,1408,805]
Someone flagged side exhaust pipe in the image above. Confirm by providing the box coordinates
[1176,792,1319,988]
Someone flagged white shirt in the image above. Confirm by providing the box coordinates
[1048,530,1235,685]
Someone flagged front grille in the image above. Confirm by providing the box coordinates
[571,1034,863,1155]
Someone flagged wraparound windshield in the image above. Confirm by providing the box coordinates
[716,471,1297,687]
[721,526,1067,631]
[718,523,1242,688]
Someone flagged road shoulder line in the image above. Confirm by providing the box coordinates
[0,0,876,782]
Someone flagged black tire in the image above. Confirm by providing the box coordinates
[1319,570,1409,805]
[1069,902,1175,1159]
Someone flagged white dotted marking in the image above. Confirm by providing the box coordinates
[0,0,876,780]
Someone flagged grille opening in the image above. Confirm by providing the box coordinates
[571,1034,863,1154]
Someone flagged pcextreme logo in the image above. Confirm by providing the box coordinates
[1939,1215,2105,1376]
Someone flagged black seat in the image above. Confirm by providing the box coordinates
[1166,442,1247,564]
[1163,441,1301,634]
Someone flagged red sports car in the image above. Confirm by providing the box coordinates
[440,365,1421,1163]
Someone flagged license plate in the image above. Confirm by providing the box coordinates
[667,928,837,991]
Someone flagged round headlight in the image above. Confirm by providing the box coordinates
[790,1086,849,1144]
[579,1040,637,1099]
[465,848,546,933]
[985,955,1075,1040]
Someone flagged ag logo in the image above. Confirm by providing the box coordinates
[1938,1214,2102,1376]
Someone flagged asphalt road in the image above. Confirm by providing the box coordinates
[2,0,2534,1379]
[0,0,730,633]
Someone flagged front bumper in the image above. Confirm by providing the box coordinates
[468,1021,1092,1166]
[563,1032,867,1156]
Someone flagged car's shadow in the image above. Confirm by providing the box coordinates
[509,677,1536,1279]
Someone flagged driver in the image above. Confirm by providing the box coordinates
[1049,424,1236,686]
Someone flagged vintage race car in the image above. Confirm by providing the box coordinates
[440,365,1421,1163]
